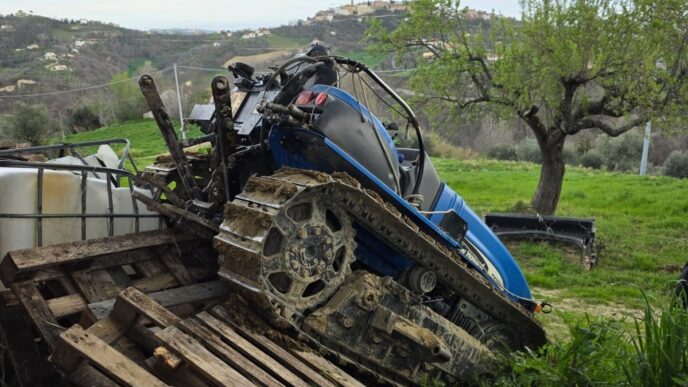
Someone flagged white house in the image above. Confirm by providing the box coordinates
[47,63,68,72]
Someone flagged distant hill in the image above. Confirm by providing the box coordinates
[0,8,405,97]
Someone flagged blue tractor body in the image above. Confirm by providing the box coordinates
[268,85,533,303]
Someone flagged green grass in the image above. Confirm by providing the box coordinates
[487,296,688,386]
[54,119,203,168]
[435,158,688,311]
[336,50,387,67]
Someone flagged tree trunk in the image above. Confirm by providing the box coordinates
[531,136,566,215]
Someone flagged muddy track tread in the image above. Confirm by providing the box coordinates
[215,168,546,382]
[271,168,545,348]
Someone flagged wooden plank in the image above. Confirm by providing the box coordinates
[180,317,286,387]
[195,312,307,387]
[86,248,159,272]
[155,245,194,285]
[89,280,231,320]
[1,228,197,284]
[110,287,180,328]
[47,293,87,318]
[71,269,122,302]
[12,281,61,348]
[133,258,167,276]
[68,363,120,387]
[0,300,60,386]
[86,316,127,344]
[11,249,157,285]
[155,325,255,387]
[132,272,178,292]
[1,288,17,307]
[210,306,335,387]
[289,349,365,387]
[51,325,169,387]
[146,356,209,387]
[47,273,178,318]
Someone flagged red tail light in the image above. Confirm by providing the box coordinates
[295,91,315,105]
[315,92,328,106]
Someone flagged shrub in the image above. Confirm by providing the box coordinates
[488,144,518,161]
[563,146,580,165]
[67,106,101,133]
[515,138,541,163]
[424,132,478,160]
[596,131,643,171]
[6,102,53,145]
[662,151,688,179]
[581,151,604,169]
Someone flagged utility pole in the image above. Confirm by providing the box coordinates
[173,63,185,140]
[639,121,651,176]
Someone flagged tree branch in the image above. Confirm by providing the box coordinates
[518,106,549,139]
[574,114,646,136]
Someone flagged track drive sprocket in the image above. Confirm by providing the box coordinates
[214,170,356,321]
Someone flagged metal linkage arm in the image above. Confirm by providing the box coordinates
[139,74,202,201]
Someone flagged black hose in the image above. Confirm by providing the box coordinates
[258,55,426,196]
[258,56,319,151]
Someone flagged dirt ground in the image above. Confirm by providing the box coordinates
[532,287,644,341]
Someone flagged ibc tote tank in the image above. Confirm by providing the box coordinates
[0,167,161,258]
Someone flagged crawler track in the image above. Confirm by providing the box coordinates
[214,168,546,383]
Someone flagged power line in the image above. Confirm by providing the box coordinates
[0,68,172,99]
[176,65,227,72]
[0,64,415,99]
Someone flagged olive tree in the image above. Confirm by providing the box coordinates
[369,0,688,214]
[7,102,54,145]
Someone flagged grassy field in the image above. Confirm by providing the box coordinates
[53,119,203,168]
[434,158,688,340]
[57,121,687,339]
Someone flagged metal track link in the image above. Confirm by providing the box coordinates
[214,168,546,382]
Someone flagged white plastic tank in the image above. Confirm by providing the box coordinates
[0,167,161,258]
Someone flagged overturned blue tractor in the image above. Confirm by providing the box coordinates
[138,46,548,384]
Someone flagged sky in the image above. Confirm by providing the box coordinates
[0,1,521,31]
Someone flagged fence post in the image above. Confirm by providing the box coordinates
[173,63,185,140]
[639,121,651,176]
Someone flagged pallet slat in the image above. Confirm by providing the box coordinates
[111,287,181,328]
[210,306,336,387]
[52,325,169,387]
[181,317,286,387]
[156,325,256,387]
[12,281,61,348]
[1,228,196,284]
[196,312,308,387]
[89,280,232,320]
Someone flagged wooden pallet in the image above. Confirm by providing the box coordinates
[0,228,228,386]
[0,227,368,386]
[50,287,364,387]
